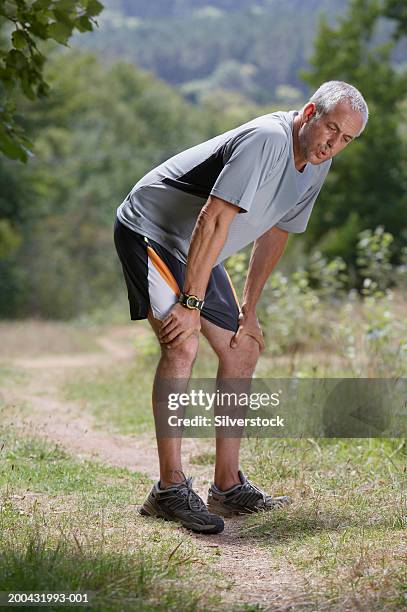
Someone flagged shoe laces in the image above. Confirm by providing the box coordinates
[241,479,267,502]
[166,469,207,512]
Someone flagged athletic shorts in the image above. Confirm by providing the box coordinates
[114,217,240,332]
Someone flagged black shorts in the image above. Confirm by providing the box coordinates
[114,217,240,332]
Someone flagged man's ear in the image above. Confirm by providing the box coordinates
[302,103,317,123]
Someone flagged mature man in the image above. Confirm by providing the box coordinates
[114,80,368,534]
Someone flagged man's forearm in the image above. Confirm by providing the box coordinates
[183,197,238,298]
[242,226,289,312]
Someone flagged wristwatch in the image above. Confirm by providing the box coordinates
[178,292,205,311]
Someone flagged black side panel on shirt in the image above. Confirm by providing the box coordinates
[162,147,225,198]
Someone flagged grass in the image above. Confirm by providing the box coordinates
[0,363,27,391]
[0,320,103,358]
[62,332,407,609]
[190,451,216,466]
[64,330,158,434]
[2,316,407,610]
[0,426,150,503]
[0,426,225,611]
[0,365,30,423]
[238,438,407,610]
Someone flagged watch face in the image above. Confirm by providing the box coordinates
[186,296,197,308]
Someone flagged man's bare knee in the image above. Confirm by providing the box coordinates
[147,309,199,366]
[160,335,199,367]
[218,335,259,375]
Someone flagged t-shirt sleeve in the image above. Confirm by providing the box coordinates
[276,163,331,233]
[210,127,286,213]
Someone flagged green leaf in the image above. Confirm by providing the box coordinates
[0,127,28,162]
[11,30,29,50]
[76,15,93,32]
[54,0,80,10]
[0,220,23,259]
[31,52,46,68]
[21,77,36,100]
[0,2,17,18]
[34,9,53,25]
[27,18,49,38]
[47,22,72,44]
[86,0,104,17]
[1,76,15,94]
[32,0,54,9]
[37,81,50,97]
[53,8,76,27]
[5,49,29,72]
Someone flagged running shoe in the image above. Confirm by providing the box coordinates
[140,473,224,534]
[207,470,292,517]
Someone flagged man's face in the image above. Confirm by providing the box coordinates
[298,101,364,165]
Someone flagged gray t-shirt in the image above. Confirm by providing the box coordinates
[117,110,331,265]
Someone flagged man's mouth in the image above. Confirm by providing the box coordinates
[316,149,328,160]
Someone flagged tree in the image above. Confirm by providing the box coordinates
[301,0,407,265]
[383,0,407,37]
[0,0,103,161]
[0,50,214,318]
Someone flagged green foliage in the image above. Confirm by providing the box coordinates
[0,217,21,257]
[362,292,407,375]
[226,225,407,371]
[307,250,348,298]
[394,245,407,288]
[357,226,394,294]
[0,50,213,318]
[335,290,407,377]
[383,0,407,37]
[302,0,407,263]
[262,269,323,354]
[0,0,103,161]
[350,226,407,375]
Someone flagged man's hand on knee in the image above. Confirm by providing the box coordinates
[230,308,265,352]
[158,302,201,348]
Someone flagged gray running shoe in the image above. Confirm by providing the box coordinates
[207,470,292,517]
[139,473,224,534]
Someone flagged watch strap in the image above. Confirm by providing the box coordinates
[178,292,205,311]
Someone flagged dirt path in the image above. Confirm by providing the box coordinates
[4,326,208,482]
[2,324,306,610]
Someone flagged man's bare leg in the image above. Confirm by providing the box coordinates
[200,317,260,491]
[147,309,199,488]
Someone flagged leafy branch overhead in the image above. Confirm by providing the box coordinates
[0,0,104,161]
[383,0,407,37]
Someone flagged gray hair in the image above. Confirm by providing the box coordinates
[308,80,369,135]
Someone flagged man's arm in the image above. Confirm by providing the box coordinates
[231,225,289,350]
[159,195,240,347]
[183,196,240,297]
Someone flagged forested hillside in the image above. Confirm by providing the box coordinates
[99,0,337,19]
[74,0,349,104]
[74,0,406,105]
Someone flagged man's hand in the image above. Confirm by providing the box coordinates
[230,308,265,352]
[158,302,201,348]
